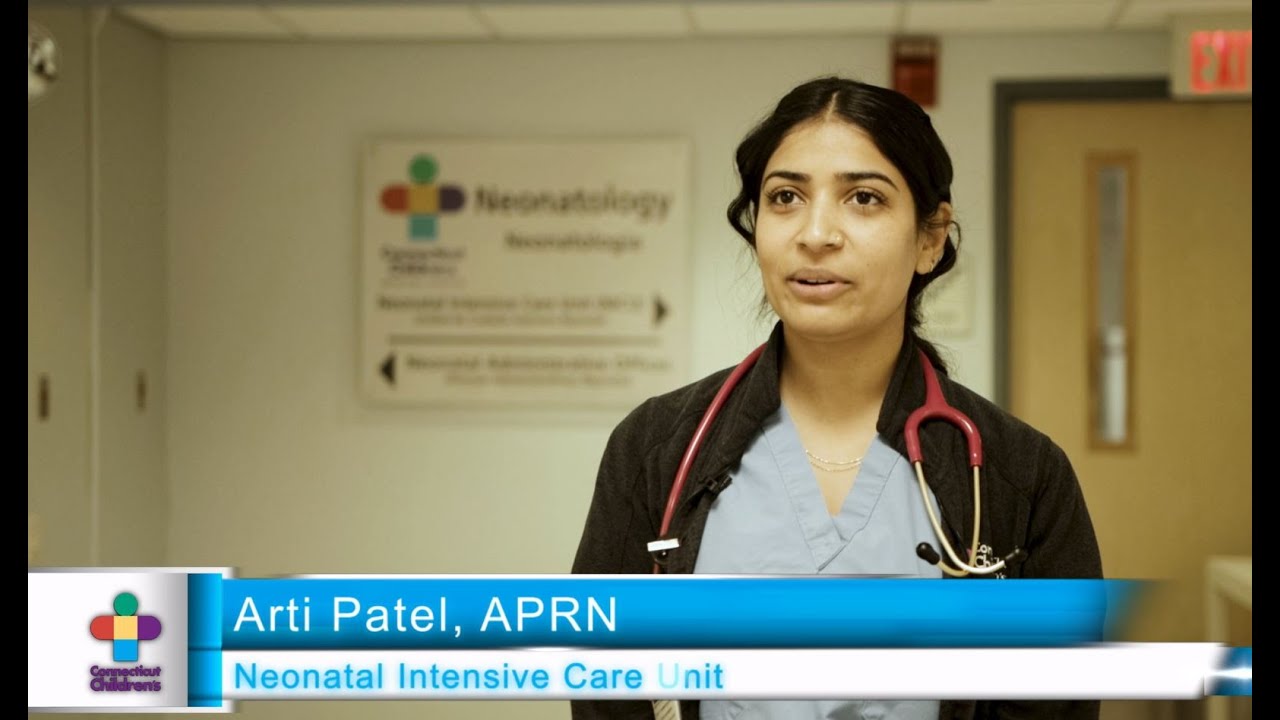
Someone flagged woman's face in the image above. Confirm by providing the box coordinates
[754,118,947,344]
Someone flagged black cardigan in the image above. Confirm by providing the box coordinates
[572,323,1102,719]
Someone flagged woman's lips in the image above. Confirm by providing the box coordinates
[787,270,852,301]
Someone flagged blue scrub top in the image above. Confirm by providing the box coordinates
[694,404,942,720]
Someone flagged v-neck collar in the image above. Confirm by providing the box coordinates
[768,405,898,571]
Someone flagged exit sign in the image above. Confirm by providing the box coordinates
[1173,14,1251,99]
[1190,30,1252,94]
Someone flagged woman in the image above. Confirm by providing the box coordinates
[572,76,1101,720]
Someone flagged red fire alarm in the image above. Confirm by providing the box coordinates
[893,36,939,107]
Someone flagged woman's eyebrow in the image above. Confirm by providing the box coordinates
[837,171,898,190]
[763,169,899,191]
[763,170,808,183]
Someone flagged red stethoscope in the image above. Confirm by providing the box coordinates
[648,344,1024,576]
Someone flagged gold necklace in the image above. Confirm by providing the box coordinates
[805,448,864,472]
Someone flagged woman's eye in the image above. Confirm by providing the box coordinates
[772,190,798,205]
[851,190,880,206]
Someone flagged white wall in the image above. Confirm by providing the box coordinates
[29,9,168,568]
[30,7,92,567]
[164,32,1167,719]
[96,12,170,566]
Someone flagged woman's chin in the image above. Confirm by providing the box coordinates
[780,315,860,341]
[778,310,902,347]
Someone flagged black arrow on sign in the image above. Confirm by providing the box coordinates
[653,295,668,327]
[380,353,396,386]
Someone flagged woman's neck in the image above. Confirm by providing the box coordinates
[779,323,905,425]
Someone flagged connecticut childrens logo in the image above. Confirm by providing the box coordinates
[90,592,162,662]
[379,154,466,241]
[87,592,164,693]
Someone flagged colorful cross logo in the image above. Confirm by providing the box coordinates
[90,592,162,662]
[380,154,466,241]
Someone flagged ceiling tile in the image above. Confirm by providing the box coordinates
[119,5,293,38]
[1114,0,1252,30]
[477,2,691,38]
[905,0,1115,33]
[270,6,491,39]
[115,0,1253,40]
[690,1,900,35]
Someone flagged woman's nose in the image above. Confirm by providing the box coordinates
[796,201,844,251]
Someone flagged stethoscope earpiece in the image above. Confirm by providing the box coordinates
[915,543,941,565]
[916,543,947,566]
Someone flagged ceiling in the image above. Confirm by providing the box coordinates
[104,0,1252,41]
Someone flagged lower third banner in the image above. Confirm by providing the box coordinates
[27,568,1251,711]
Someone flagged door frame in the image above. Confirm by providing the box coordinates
[992,78,1169,408]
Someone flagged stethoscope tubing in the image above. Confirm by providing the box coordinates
[649,343,1020,576]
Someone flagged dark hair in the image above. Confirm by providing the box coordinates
[727,76,959,371]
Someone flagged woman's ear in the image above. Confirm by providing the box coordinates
[916,202,953,274]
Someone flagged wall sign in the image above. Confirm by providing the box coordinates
[361,139,691,409]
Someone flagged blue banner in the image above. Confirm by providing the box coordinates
[188,573,224,707]
[1207,647,1252,696]
[216,578,1134,649]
